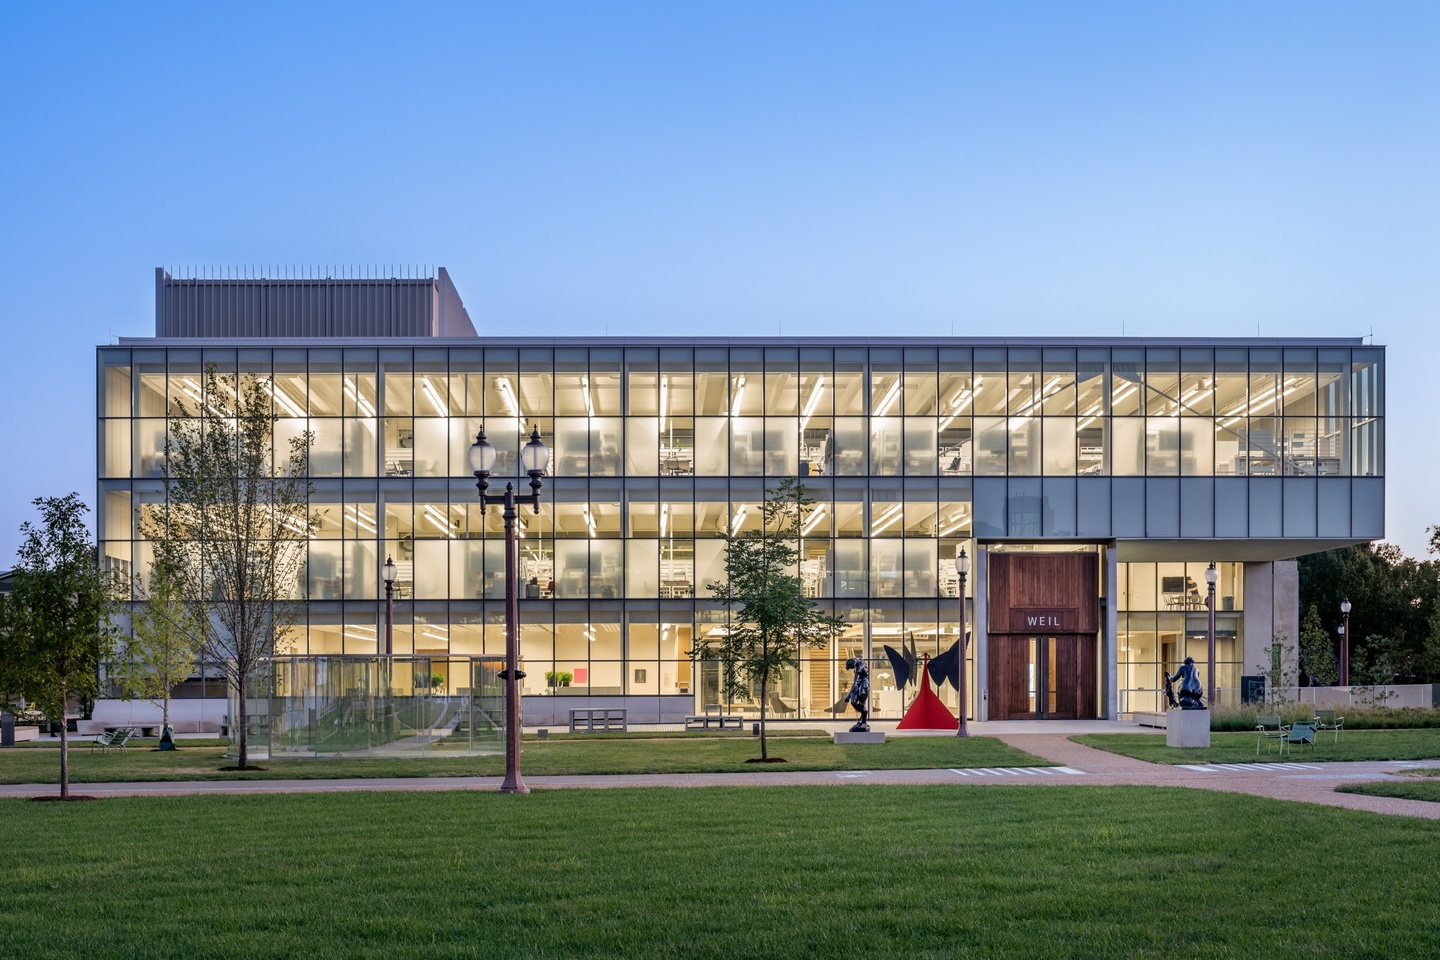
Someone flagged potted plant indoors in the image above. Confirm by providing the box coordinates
[544,670,573,690]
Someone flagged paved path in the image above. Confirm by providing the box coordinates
[5,735,1438,819]
[991,733,1440,820]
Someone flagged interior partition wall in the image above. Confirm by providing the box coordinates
[99,340,1383,720]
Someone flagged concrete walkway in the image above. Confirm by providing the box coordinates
[990,732,1440,820]
[5,731,1439,819]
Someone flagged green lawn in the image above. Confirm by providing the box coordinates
[3,786,1438,959]
[0,734,1046,785]
[1338,769,1440,804]
[1072,728,1440,765]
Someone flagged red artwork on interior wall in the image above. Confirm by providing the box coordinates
[573,667,588,685]
[896,654,958,731]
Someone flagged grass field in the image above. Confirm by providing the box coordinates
[1072,728,1440,765]
[3,786,1438,959]
[0,734,1046,785]
[1338,768,1440,804]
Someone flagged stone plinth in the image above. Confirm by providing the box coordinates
[1166,709,1211,748]
[833,731,886,745]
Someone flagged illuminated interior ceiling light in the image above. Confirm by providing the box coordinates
[659,503,669,538]
[420,376,447,415]
[870,503,903,536]
[585,624,597,643]
[582,376,594,418]
[349,506,377,535]
[875,379,901,417]
[343,377,376,417]
[421,627,449,642]
[799,376,826,430]
[937,508,971,537]
[730,505,748,535]
[423,505,457,539]
[262,379,306,418]
[496,376,519,417]
[583,505,597,538]
[800,503,827,537]
[177,377,228,418]
[730,376,746,417]
[659,376,669,431]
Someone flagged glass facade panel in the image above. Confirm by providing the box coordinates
[101,342,1381,721]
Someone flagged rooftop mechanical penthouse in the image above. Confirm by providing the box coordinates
[96,267,1384,726]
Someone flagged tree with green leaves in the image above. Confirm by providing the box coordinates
[114,553,206,739]
[141,367,314,769]
[0,494,119,798]
[1297,604,1338,687]
[1299,543,1440,683]
[698,478,847,761]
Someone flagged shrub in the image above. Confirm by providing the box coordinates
[1209,704,1440,731]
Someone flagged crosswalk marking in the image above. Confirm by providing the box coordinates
[1179,762,1325,773]
[948,766,1087,778]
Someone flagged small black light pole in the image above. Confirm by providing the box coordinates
[955,547,971,737]
[469,425,550,795]
[383,555,397,656]
[1340,597,1352,685]
[1205,562,1218,706]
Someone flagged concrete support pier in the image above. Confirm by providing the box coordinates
[1166,709,1211,748]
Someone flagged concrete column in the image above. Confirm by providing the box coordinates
[975,545,989,721]
[1243,560,1301,697]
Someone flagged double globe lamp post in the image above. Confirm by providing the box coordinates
[1340,597,1352,685]
[468,425,551,795]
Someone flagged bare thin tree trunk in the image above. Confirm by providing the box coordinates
[236,671,248,768]
[759,676,769,761]
[58,711,69,799]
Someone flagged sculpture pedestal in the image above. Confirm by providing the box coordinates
[1166,709,1211,748]
[833,731,886,745]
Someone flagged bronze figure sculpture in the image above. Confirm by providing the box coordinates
[845,656,871,732]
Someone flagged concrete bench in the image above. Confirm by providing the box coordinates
[568,708,628,733]
[684,709,746,731]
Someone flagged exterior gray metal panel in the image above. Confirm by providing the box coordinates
[1076,479,1111,538]
[1316,479,1351,537]
[154,268,477,338]
[1215,479,1248,537]
[1352,477,1384,538]
[1282,479,1318,538]
[1249,479,1283,537]
[1112,479,1145,537]
[1145,479,1179,538]
[1179,478,1214,538]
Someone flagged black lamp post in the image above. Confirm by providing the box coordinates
[383,555,397,656]
[954,547,971,737]
[469,425,550,795]
[1340,597,1352,686]
[1204,562,1218,707]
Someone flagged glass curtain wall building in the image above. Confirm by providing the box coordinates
[96,269,1385,724]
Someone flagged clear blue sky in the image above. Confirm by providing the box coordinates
[0,1,1435,560]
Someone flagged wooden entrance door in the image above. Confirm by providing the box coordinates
[988,634,1097,720]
